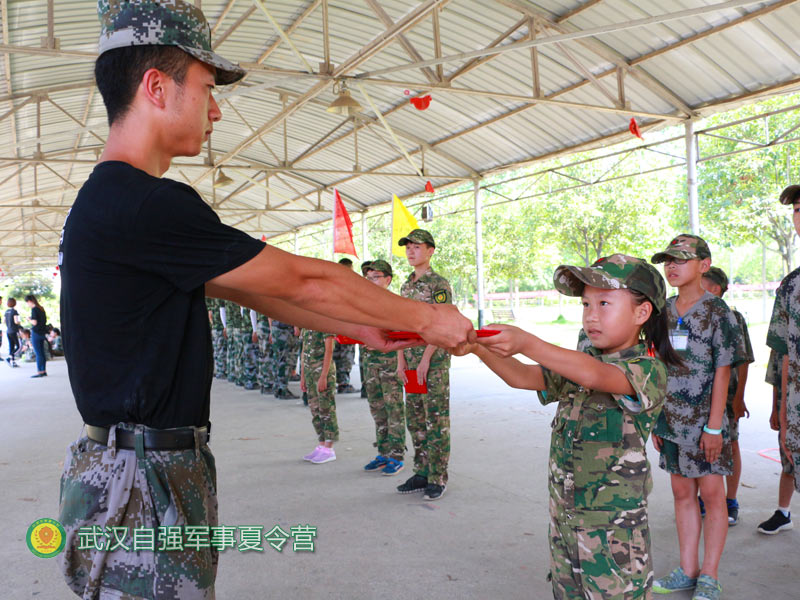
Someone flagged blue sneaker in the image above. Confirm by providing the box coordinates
[364,455,389,472]
[692,575,721,600]
[698,496,705,517]
[654,567,698,594]
[381,457,404,476]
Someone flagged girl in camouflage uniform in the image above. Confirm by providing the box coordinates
[455,255,681,600]
[300,328,338,464]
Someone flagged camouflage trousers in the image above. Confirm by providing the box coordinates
[365,364,406,460]
[210,329,227,380]
[256,322,272,390]
[332,342,355,386]
[270,327,296,395]
[287,336,301,380]
[358,347,367,390]
[58,424,217,600]
[237,330,258,390]
[304,361,338,442]
[405,365,450,486]
[226,327,241,384]
[548,498,652,599]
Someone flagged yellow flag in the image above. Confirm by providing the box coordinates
[391,194,419,258]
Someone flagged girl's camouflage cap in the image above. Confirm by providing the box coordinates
[97,0,246,85]
[651,233,711,263]
[554,254,667,314]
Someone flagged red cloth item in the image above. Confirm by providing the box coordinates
[387,329,500,340]
[629,117,643,140]
[333,189,358,257]
[261,234,267,242]
[404,370,428,394]
[410,95,432,110]
[425,180,435,194]
[334,335,363,345]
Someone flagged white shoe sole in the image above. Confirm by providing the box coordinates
[757,522,793,535]
[311,455,336,464]
[382,464,404,476]
[423,486,446,501]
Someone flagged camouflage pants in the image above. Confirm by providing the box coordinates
[365,364,406,460]
[332,343,355,386]
[58,424,217,600]
[405,366,450,486]
[256,322,272,390]
[304,361,338,442]
[358,347,367,390]
[226,327,241,384]
[270,327,295,394]
[237,330,258,390]
[549,498,652,599]
[287,336,301,379]
[210,329,227,380]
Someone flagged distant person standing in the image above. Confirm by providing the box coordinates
[25,294,47,378]
[5,297,21,367]
[333,257,358,393]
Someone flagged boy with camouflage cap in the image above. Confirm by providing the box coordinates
[701,266,754,525]
[454,254,678,599]
[765,185,800,512]
[651,235,747,600]
[396,229,453,500]
[362,260,406,476]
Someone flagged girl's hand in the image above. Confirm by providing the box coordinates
[699,431,723,463]
[477,324,526,357]
[397,366,408,385]
[449,341,477,357]
[317,376,328,393]
[652,434,663,452]
[733,397,749,420]
[416,357,430,384]
[770,408,780,431]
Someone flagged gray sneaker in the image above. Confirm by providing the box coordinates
[653,567,698,594]
[692,575,721,600]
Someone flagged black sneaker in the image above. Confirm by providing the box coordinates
[337,384,357,394]
[360,387,367,398]
[727,498,739,526]
[757,510,793,535]
[396,474,427,494]
[423,483,446,501]
[275,389,298,400]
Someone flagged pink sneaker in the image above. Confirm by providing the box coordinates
[310,447,336,464]
[303,446,323,461]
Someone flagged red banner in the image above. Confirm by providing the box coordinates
[333,189,358,258]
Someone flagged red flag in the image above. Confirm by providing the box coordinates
[261,234,267,242]
[629,117,643,140]
[333,189,358,258]
[425,180,435,194]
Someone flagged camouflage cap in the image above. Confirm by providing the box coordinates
[779,185,800,205]
[367,259,393,277]
[97,0,246,85]
[398,228,435,248]
[651,233,711,263]
[703,266,729,293]
[359,260,373,275]
[554,254,667,314]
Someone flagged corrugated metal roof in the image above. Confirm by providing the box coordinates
[1,0,800,272]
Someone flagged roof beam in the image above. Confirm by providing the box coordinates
[556,0,604,23]
[445,16,528,83]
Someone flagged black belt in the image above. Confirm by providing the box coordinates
[86,424,210,450]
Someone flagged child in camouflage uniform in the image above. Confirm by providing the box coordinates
[300,328,338,464]
[396,229,453,501]
[701,267,754,525]
[757,349,795,534]
[650,235,747,600]
[455,254,677,599]
[361,260,406,476]
[762,184,800,530]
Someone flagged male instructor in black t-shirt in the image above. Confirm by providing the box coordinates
[57,2,473,598]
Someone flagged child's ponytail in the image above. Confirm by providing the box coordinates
[630,290,684,368]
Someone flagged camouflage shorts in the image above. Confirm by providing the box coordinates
[58,424,218,599]
[549,498,653,599]
[659,439,733,478]
[779,430,797,480]
[727,416,739,443]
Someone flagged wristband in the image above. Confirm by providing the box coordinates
[703,425,722,435]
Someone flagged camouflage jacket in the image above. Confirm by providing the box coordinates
[301,329,334,368]
[727,309,754,408]
[767,267,800,451]
[400,267,453,369]
[205,298,223,331]
[766,349,784,410]
[653,293,747,446]
[538,343,667,527]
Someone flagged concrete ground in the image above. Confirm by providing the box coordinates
[1,323,796,599]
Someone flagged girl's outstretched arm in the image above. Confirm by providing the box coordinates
[472,344,545,391]
[478,324,636,396]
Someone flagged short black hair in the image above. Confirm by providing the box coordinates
[95,46,194,126]
[338,258,354,268]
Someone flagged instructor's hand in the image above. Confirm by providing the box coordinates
[699,431,723,463]
[420,304,474,350]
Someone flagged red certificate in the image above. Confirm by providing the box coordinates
[389,329,500,340]
[404,370,428,394]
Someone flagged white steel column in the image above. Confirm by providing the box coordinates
[474,178,485,328]
[293,230,299,255]
[685,121,699,234]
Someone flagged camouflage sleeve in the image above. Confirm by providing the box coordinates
[537,367,567,406]
[735,312,755,364]
[766,282,789,355]
[711,302,746,369]
[432,278,453,305]
[576,328,592,353]
[766,349,783,387]
[609,356,667,414]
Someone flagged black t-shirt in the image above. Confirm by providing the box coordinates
[30,306,47,335]
[4,308,18,333]
[59,161,265,428]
